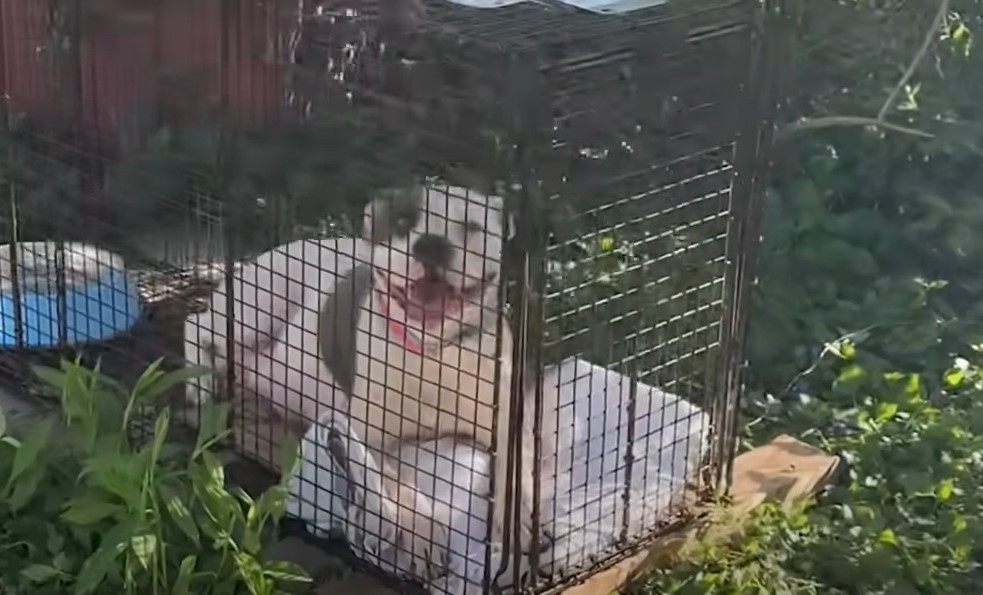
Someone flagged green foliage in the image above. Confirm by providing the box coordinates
[0,358,308,595]
[645,352,983,595]
[750,0,983,391]
[641,0,983,592]
[638,503,822,595]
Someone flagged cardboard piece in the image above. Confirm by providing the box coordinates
[558,435,840,595]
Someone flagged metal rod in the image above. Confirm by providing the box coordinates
[620,335,639,544]
[0,8,24,351]
[715,0,784,491]
[484,190,511,595]
[220,0,237,415]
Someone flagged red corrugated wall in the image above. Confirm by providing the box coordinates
[0,0,56,122]
[0,0,285,157]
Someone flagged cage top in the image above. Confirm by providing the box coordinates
[441,0,667,18]
[416,0,752,51]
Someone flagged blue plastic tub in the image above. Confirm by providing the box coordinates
[0,242,143,348]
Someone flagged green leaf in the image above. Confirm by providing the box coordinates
[62,497,124,525]
[32,365,68,395]
[936,479,955,502]
[132,360,210,406]
[201,450,226,486]
[240,485,289,555]
[128,358,165,405]
[74,521,133,595]
[82,455,144,509]
[836,364,865,384]
[232,485,254,506]
[875,402,898,423]
[8,461,48,511]
[263,561,311,584]
[148,408,170,467]
[943,368,965,388]
[21,564,61,583]
[47,525,65,554]
[243,506,263,555]
[904,374,922,399]
[235,551,269,595]
[877,529,897,547]
[52,551,73,571]
[158,482,200,546]
[257,485,288,521]
[172,555,197,595]
[279,438,301,480]
[130,533,157,570]
[43,361,98,440]
[188,462,239,531]
[194,402,230,456]
[6,416,54,490]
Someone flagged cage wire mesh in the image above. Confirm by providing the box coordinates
[0,0,778,592]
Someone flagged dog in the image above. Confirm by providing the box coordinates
[183,181,539,580]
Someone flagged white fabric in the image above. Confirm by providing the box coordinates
[286,357,708,594]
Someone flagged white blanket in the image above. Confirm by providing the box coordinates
[286,357,709,594]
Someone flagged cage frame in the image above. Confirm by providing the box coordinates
[0,0,785,591]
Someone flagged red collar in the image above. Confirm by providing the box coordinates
[373,284,480,355]
[376,288,424,354]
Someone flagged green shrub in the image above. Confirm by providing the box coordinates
[644,349,983,595]
[0,358,309,595]
[637,0,983,589]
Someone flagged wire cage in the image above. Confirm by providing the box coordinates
[0,0,779,592]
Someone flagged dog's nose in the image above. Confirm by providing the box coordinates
[412,233,453,269]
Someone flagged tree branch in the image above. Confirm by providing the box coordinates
[776,0,950,144]
[776,116,934,142]
[877,0,950,120]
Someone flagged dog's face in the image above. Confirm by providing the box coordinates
[362,182,514,347]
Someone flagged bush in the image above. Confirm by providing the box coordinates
[639,0,983,591]
[0,359,309,595]
[643,350,983,595]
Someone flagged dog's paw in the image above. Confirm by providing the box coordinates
[398,506,449,581]
[489,502,543,555]
[518,500,553,554]
[345,494,399,565]
[324,420,399,557]
[358,484,400,554]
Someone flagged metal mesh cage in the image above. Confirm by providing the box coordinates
[0,0,778,592]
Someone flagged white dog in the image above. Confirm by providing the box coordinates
[183,182,539,580]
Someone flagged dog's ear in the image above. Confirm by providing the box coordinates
[362,185,423,243]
